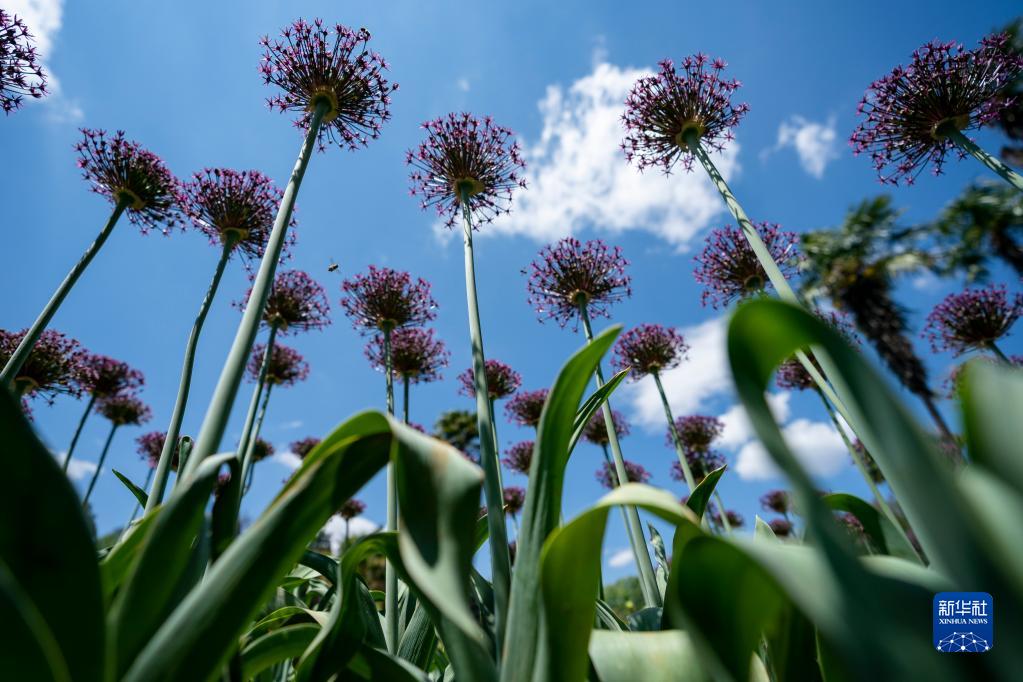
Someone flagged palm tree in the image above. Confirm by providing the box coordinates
[801,197,954,442]
[928,182,1023,281]
[995,18,1023,166]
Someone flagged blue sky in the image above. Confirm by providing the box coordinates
[4,0,1021,578]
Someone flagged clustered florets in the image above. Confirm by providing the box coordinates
[526,237,631,327]
[97,393,152,426]
[247,342,310,387]
[503,486,526,516]
[365,327,448,384]
[458,359,521,400]
[136,431,181,471]
[504,388,548,428]
[0,329,85,403]
[693,222,801,308]
[596,459,649,490]
[341,266,437,333]
[582,409,630,446]
[78,354,144,399]
[923,284,1022,355]
[339,498,366,520]
[291,437,321,459]
[1,10,47,114]
[612,324,688,379]
[502,440,534,475]
[239,270,332,334]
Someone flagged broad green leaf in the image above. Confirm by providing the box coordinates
[209,454,242,562]
[568,367,629,455]
[241,623,320,679]
[587,630,710,682]
[648,524,669,598]
[821,493,919,562]
[753,516,777,542]
[112,469,148,508]
[961,361,1023,499]
[345,642,431,681]
[397,600,438,670]
[626,606,663,632]
[0,387,104,681]
[99,510,158,603]
[0,560,70,682]
[594,599,628,631]
[684,465,725,520]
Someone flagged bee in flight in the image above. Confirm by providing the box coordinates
[327,261,339,273]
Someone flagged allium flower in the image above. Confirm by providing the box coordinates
[694,222,801,308]
[251,437,275,463]
[836,512,869,548]
[78,354,144,399]
[923,284,1022,355]
[341,266,437,333]
[525,238,631,326]
[503,486,526,517]
[622,54,749,173]
[775,310,860,391]
[769,518,793,537]
[365,327,448,383]
[339,498,366,520]
[583,409,631,446]
[260,19,396,152]
[0,329,84,402]
[760,490,792,516]
[612,324,688,378]
[247,343,310,387]
[407,112,527,228]
[1,10,47,114]
[666,415,724,452]
[75,129,183,234]
[596,459,650,490]
[291,437,321,459]
[504,388,548,428]
[670,449,726,484]
[851,34,1023,185]
[97,393,152,426]
[502,440,534,475]
[181,168,288,262]
[237,270,332,334]
[457,359,521,400]
[712,509,744,529]
[137,431,181,471]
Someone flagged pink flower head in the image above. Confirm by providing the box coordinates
[670,449,726,484]
[769,518,793,537]
[503,486,526,517]
[339,497,366,520]
[612,324,688,379]
[502,440,534,475]
[290,437,320,459]
[596,459,649,490]
[504,388,549,428]
[251,437,275,463]
[0,10,47,113]
[78,354,144,399]
[694,222,801,308]
[238,269,332,334]
[759,489,792,515]
[341,266,437,333]
[525,237,631,327]
[136,431,181,471]
[457,359,521,401]
[247,342,310,387]
[583,409,630,446]
[667,414,724,452]
[365,327,448,384]
[97,393,152,426]
[923,284,1022,354]
[0,329,85,403]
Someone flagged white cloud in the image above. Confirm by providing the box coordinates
[484,60,739,248]
[6,0,82,123]
[764,116,838,179]
[322,515,380,554]
[718,392,792,449]
[273,451,303,471]
[735,418,847,480]
[456,77,470,92]
[607,548,634,568]
[279,420,304,430]
[55,452,97,482]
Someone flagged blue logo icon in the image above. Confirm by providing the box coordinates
[933,592,993,653]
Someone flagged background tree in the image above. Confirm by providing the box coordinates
[995,18,1023,166]
[432,409,480,462]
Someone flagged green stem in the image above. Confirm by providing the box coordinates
[600,443,646,570]
[653,372,697,493]
[236,324,279,491]
[987,341,1010,364]
[171,437,193,492]
[948,129,1023,192]
[402,376,410,424]
[64,394,96,473]
[1,198,130,388]
[383,327,399,654]
[83,422,119,507]
[712,491,733,534]
[145,236,236,513]
[459,191,511,655]
[182,101,327,482]
[579,305,662,607]
[241,382,273,496]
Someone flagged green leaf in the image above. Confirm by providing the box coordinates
[648,524,669,599]
[684,465,725,520]
[397,600,438,670]
[961,360,1023,498]
[209,454,242,562]
[626,606,663,632]
[753,516,777,542]
[99,510,158,603]
[594,599,628,631]
[568,367,629,455]
[241,623,320,679]
[588,630,711,682]
[112,469,148,508]
[0,387,104,681]
[0,560,70,682]
[821,493,919,562]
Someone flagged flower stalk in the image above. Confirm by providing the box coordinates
[946,129,1023,191]
[653,372,697,493]
[82,422,119,507]
[237,323,279,489]
[64,394,97,472]
[383,325,399,654]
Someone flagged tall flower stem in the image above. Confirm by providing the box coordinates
[237,324,279,490]
[83,422,119,506]
[600,442,644,567]
[145,236,237,513]
[242,383,273,494]
[712,491,733,533]
[986,341,1010,363]
[947,129,1023,192]
[459,191,511,654]
[653,372,697,493]
[64,395,97,472]
[383,326,399,654]
[579,304,661,607]
[402,376,410,424]
[1,198,130,388]
[182,102,328,482]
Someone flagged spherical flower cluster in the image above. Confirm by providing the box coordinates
[712,509,744,529]
[1,10,47,114]
[583,409,630,446]
[596,459,650,490]
[339,498,366,520]
[457,359,521,401]
[769,518,793,537]
[341,266,437,333]
[365,327,448,383]
[775,310,860,391]
[290,437,320,459]
[78,354,144,399]
[667,414,724,452]
[670,449,726,484]
[923,284,1022,355]
[759,489,792,516]
[0,329,85,403]
[502,440,534,475]
[74,129,183,234]
[525,238,631,326]
[622,54,749,173]
[612,324,688,379]
[251,437,275,463]
[407,112,527,228]
[694,222,801,308]
[503,486,526,517]
[136,431,180,471]
[247,343,310,387]
[97,393,152,426]
[851,34,1023,185]
[181,168,287,262]
[504,388,548,428]
[260,19,396,152]
[238,270,331,334]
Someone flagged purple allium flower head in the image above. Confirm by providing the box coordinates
[694,222,801,308]
[583,409,630,446]
[525,237,631,327]
[596,459,650,490]
[612,324,688,379]
[136,431,181,471]
[251,437,275,463]
[923,284,1022,355]
[181,168,288,263]
[0,10,47,114]
[712,509,745,529]
[670,449,726,484]
[0,329,85,403]
[769,518,793,537]
[775,310,860,391]
[503,486,526,517]
[504,388,549,428]
[238,269,332,335]
[339,497,366,520]
[247,342,310,387]
[851,34,1023,185]
[259,19,396,152]
[290,437,320,459]
[78,354,144,400]
[407,112,527,228]
[365,327,448,384]
[74,129,183,235]
[457,359,521,401]
[502,440,534,475]
[666,414,724,452]
[97,393,152,426]
[622,54,749,173]
[341,266,437,333]
[836,512,866,543]
[760,489,792,515]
